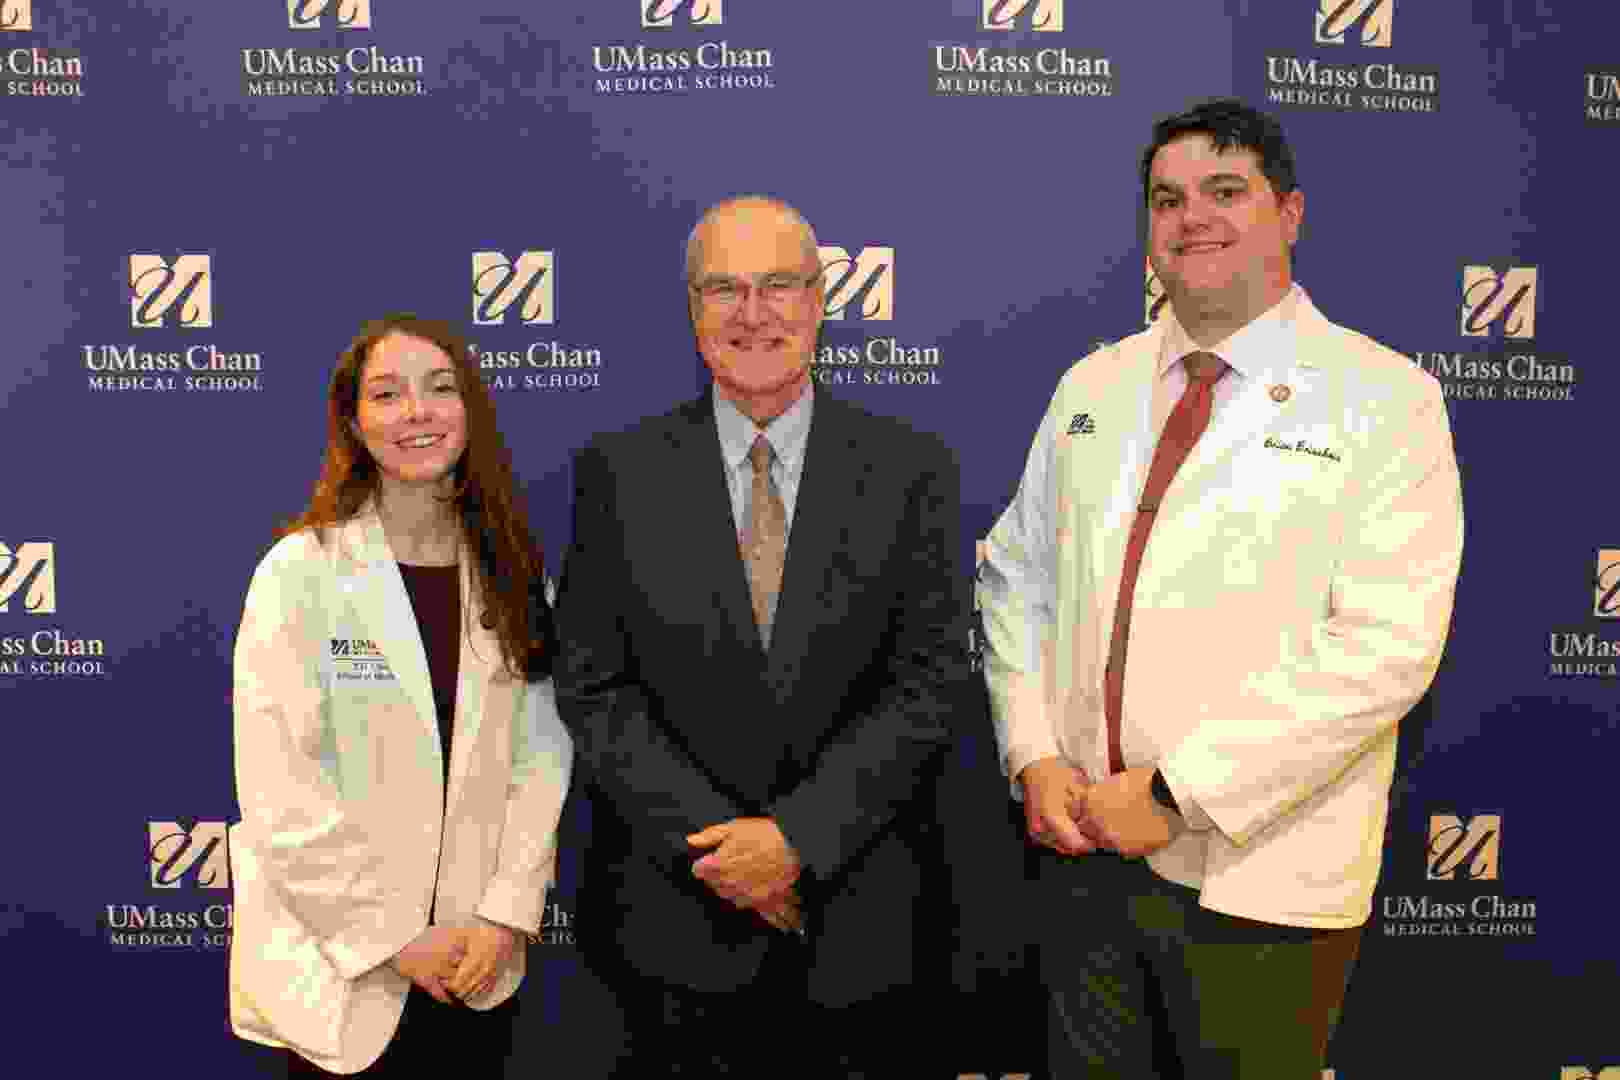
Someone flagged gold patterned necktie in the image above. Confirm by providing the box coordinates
[1104,350,1230,774]
[743,434,787,649]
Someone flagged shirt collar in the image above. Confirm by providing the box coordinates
[1158,283,1302,381]
[713,381,815,472]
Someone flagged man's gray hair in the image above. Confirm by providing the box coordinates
[684,195,821,281]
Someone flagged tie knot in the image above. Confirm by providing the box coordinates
[748,434,774,473]
[1183,351,1228,384]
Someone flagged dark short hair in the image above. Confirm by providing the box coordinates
[1140,98,1299,207]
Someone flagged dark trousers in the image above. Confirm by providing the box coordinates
[1039,850,1363,1080]
[284,986,519,1077]
[609,931,927,1079]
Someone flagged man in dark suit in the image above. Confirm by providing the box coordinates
[552,194,969,1077]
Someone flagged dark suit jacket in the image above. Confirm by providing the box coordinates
[552,390,970,1007]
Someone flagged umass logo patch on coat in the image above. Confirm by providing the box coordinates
[329,637,396,682]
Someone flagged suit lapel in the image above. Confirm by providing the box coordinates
[338,513,442,770]
[672,395,766,659]
[768,394,859,682]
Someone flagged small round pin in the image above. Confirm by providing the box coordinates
[1270,384,1292,403]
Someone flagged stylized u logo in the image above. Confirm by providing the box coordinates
[1426,815,1500,881]
[819,246,894,321]
[643,0,722,29]
[129,255,212,329]
[1461,266,1536,339]
[1596,551,1620,618]
[288,0,370,30]
[1,1,31,32]
[1316,0,1393,47]
[983,0,1061,32]
[472,251,554,325]
[0,542,53,614]
[149,822,230,889]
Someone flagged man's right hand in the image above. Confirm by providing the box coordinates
[1018,757,1102,856]
[389,926,469,1004]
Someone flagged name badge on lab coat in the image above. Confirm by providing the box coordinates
[328,637,399,684]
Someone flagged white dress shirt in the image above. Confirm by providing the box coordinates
[713,382,814,540]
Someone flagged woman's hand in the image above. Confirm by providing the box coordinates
[389,926,469,1004]
[446,918,520,1001]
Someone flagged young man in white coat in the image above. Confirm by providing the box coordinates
[978,99,1464,1078]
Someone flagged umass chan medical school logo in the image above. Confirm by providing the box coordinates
[469,251,605,394]
[1,540,110,680]
[104,820,234,950]
[1412,264,1579,406]
[592,1,775,95]
[1265,1,1438,115]
[79,254,266,395]
[1,2,85,100]
[932,1,1112,100]
[1544,549,1620,679]
[243,3,428,99]
[1378,813,1537,939]
[813,244,943,390]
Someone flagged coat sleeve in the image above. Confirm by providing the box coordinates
[231,538,422,980]
[769,432,971,885]
[475,678,573,935]
[976,400,1066,799]
[1160,376,1465,846]
[552,441,744,874]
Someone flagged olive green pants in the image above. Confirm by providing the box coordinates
[1038,850,1363,1079]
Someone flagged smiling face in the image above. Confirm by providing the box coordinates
[688,201,823,416]
[351,331,468,491]
[1146,133,1303,332]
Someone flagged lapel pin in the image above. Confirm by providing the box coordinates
[1269,384,1292,403]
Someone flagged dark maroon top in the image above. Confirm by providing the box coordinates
[397,562,461,795]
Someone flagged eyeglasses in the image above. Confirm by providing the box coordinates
[689,269,822,311]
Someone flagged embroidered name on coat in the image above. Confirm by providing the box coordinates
[1263,436,1341,463]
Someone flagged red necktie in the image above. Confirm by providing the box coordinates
[1104,351,1229,774]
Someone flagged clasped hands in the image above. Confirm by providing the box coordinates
[390,918,520,1005]
[686,817,805,935]
[1019,758,1183,858]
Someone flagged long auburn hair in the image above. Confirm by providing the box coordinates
[281,313,553,681]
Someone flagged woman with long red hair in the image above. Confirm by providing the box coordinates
[227,314,571,1075]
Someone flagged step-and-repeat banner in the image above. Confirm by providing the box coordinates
[3,2,1615,1076]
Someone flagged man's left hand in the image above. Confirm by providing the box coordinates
[687,817,802,908]
[1076,767,1182,858]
